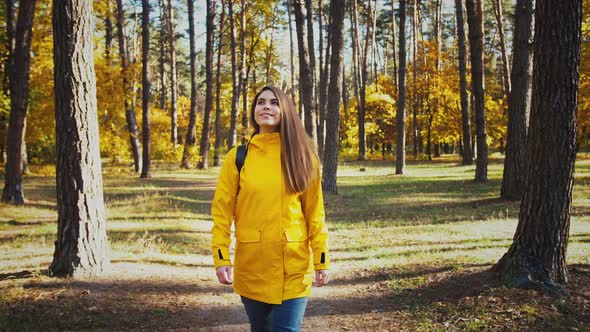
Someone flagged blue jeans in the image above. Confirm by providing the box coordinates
[241,296,308,332]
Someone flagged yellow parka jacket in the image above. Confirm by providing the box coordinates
[211,132,330,304]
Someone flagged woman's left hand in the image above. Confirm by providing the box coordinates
[315,270,329,287]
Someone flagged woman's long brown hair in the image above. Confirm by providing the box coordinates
[250,86,318,193]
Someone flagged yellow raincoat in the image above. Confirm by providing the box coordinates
[211,132,330,304]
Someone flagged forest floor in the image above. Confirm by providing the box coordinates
[1,156,589,331]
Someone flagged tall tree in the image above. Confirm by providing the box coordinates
[501,0,534,200]
[493,0,582,291]
[50,0,109,277]
[198,0,216,170]
[395,0,406,175]
[466,0,488,182]
[213,0,226,167]
[288,0,296,103]
[158,0,167,110]
[304,0,316,106]
[357,0,374,160]
[104,1,113,62]
[116,0,142,173]
[317,0,329,160]
[140,0,152,179]
[455,0,473,165]
[181,0,198,168]
[1,0,36,205]
[167,0,178,144]
[239,0,247,142]
[390,0,398,91]
[322,0,344,194]
[293,0,317,143]
[492,0,511,99]
[227,0,239,148]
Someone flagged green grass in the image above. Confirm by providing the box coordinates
[0,156,589,330]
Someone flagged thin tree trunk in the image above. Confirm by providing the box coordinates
[391,0,398,91]
[104,2,113,62]
[466,0,488,182]
[493,0,581,291]
[455,0,473,165]
[158,0,167,110]
[492,0,511,99]
[198,0,216,170]
[293,0,317,143]
[239,0,247,143]
[181,0,199,168]
[357,0,373,160]
[305,0,316,108]
[501,0,534,199]
[227,0,239,148]
[288,0,296,103]
[322,0,344,194]
[140,0,152,179]
[351,0,361,123]
[395,0,407,174]
[213,0,226,167]
[318,1,331,161]
[116,0,142,173]
[50,0,109,277]
[2,0,36,205]
[411,0,418,158]
[167,0,178,144]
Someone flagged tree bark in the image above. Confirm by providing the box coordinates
[466,0,488,182]
[455,0,473,165]
[181,0,199,168]
[104,2,113,62]
[293,0,317,143]
[227,0,239,149]
[288,0,297,104]
[322,0,344,194]
[116,0,142,173]
[239,0,247,143]
[50,0,109,277]
[140,0,152,179]
[501,0,534,200]
[492,0,511,99]
[357,0,373,161]
[213,0,226,167]
[390,0,398,91]
[395,0,406,174]
[158,0,167,111]
[167,0,178,144]
[2,0,36,205]
[197,0,216,170]
[304,0,316,107]
[493,0,581,292]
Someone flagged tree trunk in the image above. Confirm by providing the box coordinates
[317,0,329,160]
[493,0,581,292]
[239,0,247,143]
[455,0,473,165]
[492,0,511,99]
[158,0,167,110]
[395,0,406,174]
[104,2,113,62]
[357,0,373,161]
[411,0,418,158]
[304,0,316,109]
[293,0,317,143]
[167,0,178,144]
[2,0,16,95]
[140,0,152,179]
[288,0,297,103]
[213,0,226,167]
[116,0,142,173]
[227,0,239,149]
[501,0,534,200]
[50,0,109,277]
[350,0,361,130]
[466,0,488,182]
[197,0,216,170]
[2,0,36,205]
[181,0,198,168]
[322,0,344,194]
[390,0,398,91]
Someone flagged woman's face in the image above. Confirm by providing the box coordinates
[254,90,281,134]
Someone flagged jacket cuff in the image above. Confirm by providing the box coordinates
[313,251,330,270]
[213,247,232,268]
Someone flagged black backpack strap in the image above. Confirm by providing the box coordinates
[235,144,247,174]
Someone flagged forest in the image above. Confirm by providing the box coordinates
[0,0,589,330]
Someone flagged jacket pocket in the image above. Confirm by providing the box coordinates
[235,229,262,275]
[284,225,311,274]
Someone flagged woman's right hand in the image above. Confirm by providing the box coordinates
[216,266,233,285]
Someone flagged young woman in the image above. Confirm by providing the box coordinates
[211,86,330,331]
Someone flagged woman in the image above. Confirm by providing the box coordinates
[211,86,330,331]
